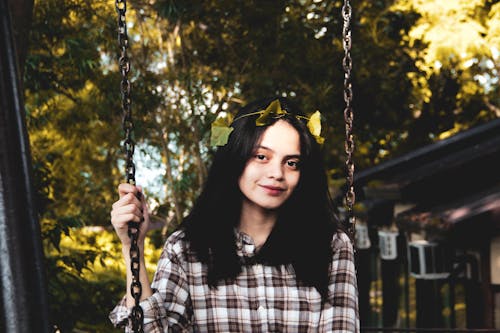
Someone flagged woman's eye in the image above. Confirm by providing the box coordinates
[287,160,300,169]
[255,154,266,161]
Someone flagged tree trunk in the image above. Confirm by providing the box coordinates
[178,24,208,188]
[158,127,183,226]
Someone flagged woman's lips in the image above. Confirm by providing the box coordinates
[260,185,285,196]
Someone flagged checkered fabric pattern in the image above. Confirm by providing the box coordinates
[110,229,359,332]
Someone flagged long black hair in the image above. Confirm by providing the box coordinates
[181,97,341,301]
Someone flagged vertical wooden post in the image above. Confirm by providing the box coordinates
[368,201,399,327]
[381,258,399,326]
[479,241,494,328]
[356,248,372,326]
[416,279,444,328]
[0,0,50,331]
[402,232,411,328]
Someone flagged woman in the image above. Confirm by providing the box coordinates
[109,97,359,332]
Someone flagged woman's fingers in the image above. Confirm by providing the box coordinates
[111,183,149,246]
[113,191,141,209]
[118,183,138,198]
[111,203,142,222]
[111,190,143,227]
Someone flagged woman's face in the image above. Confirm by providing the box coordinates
[238,120,301,213]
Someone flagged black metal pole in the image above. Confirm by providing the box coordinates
[0,0,50,331]
[403,233,411,328]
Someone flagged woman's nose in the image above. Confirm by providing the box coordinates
[267,160,284,180]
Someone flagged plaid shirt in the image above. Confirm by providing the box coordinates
[110,230,359,332]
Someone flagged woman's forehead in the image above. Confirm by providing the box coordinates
[257,120,301,155]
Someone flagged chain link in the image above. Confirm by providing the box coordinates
[115,0,144,332]
[342,0,356,246]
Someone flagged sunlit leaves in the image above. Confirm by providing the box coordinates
[486,3,500,48]
[385,0,498,152]
[391,0,498,84]
[45,226,161,331]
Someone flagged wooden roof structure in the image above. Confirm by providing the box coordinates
[353,118,500,240]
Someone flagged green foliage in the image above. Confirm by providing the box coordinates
[44,226,161,332]
[44,229,122,331]
[391,0,499,149]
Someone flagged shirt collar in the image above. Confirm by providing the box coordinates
[234,229,257,257]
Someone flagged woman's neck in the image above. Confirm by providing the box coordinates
[238,200,277,248]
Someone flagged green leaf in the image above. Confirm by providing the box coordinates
[210,123,234,146]
[210,114,234,146]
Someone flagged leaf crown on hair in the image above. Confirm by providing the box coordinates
[210,100,324,146]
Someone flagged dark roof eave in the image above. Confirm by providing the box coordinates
[354,118,500,186]
[395,186,500,230]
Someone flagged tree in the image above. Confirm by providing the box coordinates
[25,0,135,329]
[391,0,499,150]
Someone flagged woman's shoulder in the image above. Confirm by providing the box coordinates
[330,230,354,252]
[328,231,356,280]
[165,229,187,243]
[163,229,190,257]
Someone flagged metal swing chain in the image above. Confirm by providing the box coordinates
[342,0,356,245]
[116,0,144,332]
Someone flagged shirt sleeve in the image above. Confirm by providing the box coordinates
[109,233,194,332]
[319,231,360,333]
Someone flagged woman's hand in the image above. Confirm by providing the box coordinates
[110,183,150,248]
[111,183,154,306]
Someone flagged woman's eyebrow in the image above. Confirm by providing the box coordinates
[257,145,301,159]
[255,145,273,153]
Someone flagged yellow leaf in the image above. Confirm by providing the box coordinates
[314,135,325,145]
[256,100,285,126]
[307,110,322,137]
